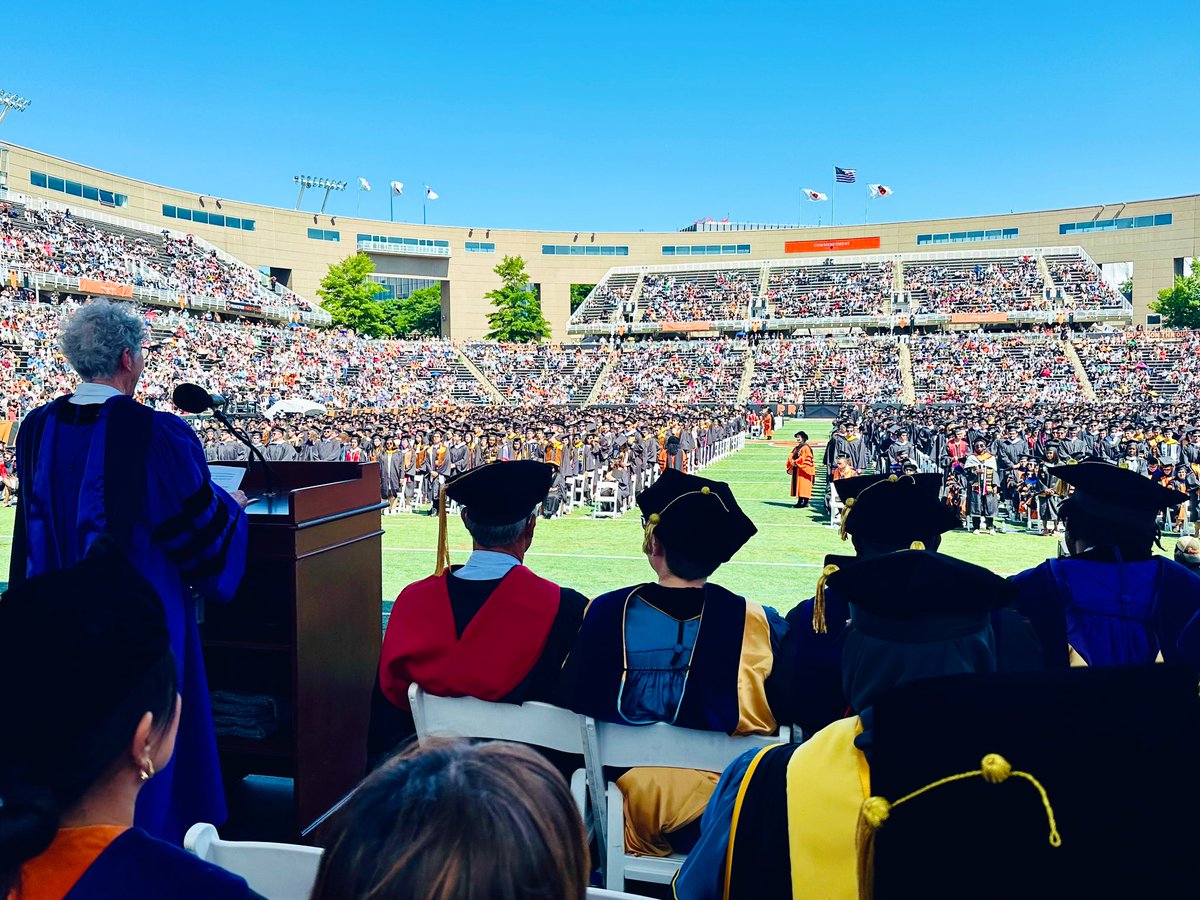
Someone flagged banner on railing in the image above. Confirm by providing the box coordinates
[949,312,1010,324]
[78,278,134,299]
[662,321,712,332]
[227,300,264,316]
[784,236,881,254]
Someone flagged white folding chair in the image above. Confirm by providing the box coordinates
[562,476,576,514]
[593,481,621,518]
[582,718,787,891]
[184,823,322,900]
[587,889,644,899]
[408,683,588,817]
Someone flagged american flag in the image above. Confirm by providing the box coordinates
[835,166,857,183]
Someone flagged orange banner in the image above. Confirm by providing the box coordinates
[784,236,881,254]
[662,321,712,332]
[949,313,1010,324]
[79,278,134,299]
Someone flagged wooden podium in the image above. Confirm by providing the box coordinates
[199,461,383,837]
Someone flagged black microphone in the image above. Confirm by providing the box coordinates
[173,382,279,500]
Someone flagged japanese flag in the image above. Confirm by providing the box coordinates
[802,188,828,202]
[869,184,893,197]
[358,177,371,192]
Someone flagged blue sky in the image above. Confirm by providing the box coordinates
[3,1,1196,232]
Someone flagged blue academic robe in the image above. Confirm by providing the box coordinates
[13,395,248,843]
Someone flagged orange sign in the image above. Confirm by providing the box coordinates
[949,313,1010,324]
[662,321,712,332]
[784,236,881,254]
[79,278,134,299]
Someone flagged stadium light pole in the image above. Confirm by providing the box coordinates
[0,90,31,130]
[293,175,347,212]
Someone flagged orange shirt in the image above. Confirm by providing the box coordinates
[14,825,128,900]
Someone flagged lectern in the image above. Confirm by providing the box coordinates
[199,461,383,837]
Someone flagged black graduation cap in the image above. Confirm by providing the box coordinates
[826,549,1015,637]
[1051,461,1186,526]
[866,666,1200,899]
[637,468,757,566]
[444,460,556,525]
[834,474,961,544]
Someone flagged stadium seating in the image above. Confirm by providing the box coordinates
[903,255,1044,314]
[746,335,904,404]
[636,267,759,323]
[1044,251,1127,309]
[765,260,893,319]
[572,273,638,325]
[593,339,746,404]
[910,331,1082,403]
[1076,328,1200,400]
[462,341,609,405]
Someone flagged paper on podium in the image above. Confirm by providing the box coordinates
[209,465,246,494]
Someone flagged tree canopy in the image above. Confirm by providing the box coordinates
[1150,260,1200,329]
[485,255,550,342]
[316,252,389,337]
[383,285,442,337]
[570,284,596,313]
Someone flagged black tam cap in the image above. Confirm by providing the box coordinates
[445,460,556,525]
[1052,461,1186,526]
[637,468,756,566]
[866,666,1200,899]
[835,474,961,544]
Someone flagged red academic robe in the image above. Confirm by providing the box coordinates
[786,444,815,499]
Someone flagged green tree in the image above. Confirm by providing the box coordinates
[570,283,596,314]
[1119,277,1133,300]
[1150,260,1200,328]
[485,255,550,342]
[382,285,443,337]
[316,252,389,337]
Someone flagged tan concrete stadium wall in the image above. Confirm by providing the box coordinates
[2,143,1197,339]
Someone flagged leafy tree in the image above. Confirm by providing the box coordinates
[1150,260,1200,328]
[1119,277,1133,300]
[316,253,389,337]
[485,256,550,342]
[382,284,442,337]
[571,283,596,313]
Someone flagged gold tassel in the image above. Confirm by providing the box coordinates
[839,498,856,541]
[434,489,450,575]
[812,564,840,634]
[641,513,661,555]
[909,540,925,551]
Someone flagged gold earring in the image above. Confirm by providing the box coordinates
[139,758,155,782]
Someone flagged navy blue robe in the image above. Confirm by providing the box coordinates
[13,395,248,843]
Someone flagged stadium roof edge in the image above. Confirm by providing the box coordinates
[4,141,1197,238]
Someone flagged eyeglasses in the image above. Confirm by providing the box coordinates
[139,343,161,358]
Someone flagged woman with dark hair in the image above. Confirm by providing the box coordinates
[311,740,587,900]
[0,547,255,899]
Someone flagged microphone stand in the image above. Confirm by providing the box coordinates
[210,405,280,504]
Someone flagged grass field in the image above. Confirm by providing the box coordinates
[0,419,1064,613]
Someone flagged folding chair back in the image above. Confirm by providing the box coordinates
[184,823,322,900]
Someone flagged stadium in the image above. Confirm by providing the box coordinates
[3,3,1200,896]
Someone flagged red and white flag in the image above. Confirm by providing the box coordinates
[425,186,439,200]
[869,184,893,197]
[390,181,404,196]
[358,177,371,192]
[802,188,828,202]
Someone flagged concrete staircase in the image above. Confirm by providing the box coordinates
[583,351,617,405]
[455,350,503,403]
[898,341,917,404]
[1062,339,1096,401]
[625,270,647,320]
[736,349,756,403]
[1036,253,1056,296]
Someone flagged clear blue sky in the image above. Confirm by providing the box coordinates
[3,1,1196,232]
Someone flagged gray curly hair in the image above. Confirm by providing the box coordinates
[59,299,147,380]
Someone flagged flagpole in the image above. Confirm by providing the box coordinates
[798,187,802,227]
[865,185,869,225]
[831,170,836,228]
[390,189,394,223]
[423,178,427,225]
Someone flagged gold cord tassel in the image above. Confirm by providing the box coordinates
[855,753,1061,900]
[839,498,856,541]
[812,564,840,634]
[434,489,450,575]
[909,540,925,551]
[641,513,661,555]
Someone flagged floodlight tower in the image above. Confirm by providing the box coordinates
[293,175,347,212]
[0,90,31,130]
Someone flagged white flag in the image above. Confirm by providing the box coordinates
[802,188,828,202]
[358,177,371,192]
[425,186,439,200]
[869,184,893,198]
[390,181,404,196]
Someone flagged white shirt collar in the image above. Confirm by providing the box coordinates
[69,383,124,406]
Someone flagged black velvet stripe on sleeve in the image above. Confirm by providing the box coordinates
[179,510,239,582]
[151,482,215,543]
[163,500,230,567]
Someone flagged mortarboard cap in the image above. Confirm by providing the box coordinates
[637,468,756,567]
[834,474,961,544]
[1052,461,1186,526]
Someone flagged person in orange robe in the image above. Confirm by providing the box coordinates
[786,431,815,508]
[762,411,775,440]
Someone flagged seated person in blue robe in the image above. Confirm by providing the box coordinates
[675,550,1016,900]
[561,469,787,858]
[0,546,258,899]
[778,473,1041,739]
[1011,461,1200,667]
[11,300,249,843]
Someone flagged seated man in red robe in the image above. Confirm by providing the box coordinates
[367,460,588,765]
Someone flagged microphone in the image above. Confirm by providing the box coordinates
[173,382,279,500]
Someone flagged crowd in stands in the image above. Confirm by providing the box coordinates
[637,270,757,323]
[911,329,1081,403]
[462,341,608,405]
[905,256,1044,314]
[594,338,746,405]
[766,260,892,318]
[745,335,903,404]
[1078,328,1200,401]
[1046,254,1127,308]
[0,200,311,317]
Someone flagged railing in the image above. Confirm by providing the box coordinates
[357,240,451,258]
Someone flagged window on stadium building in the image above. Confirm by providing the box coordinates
[357,234,450,248]
[916,228,1018,246]
[371,275,440,301]
[662,244,751,256]
[31,171,128,208]
[163,203,256,232]
[465,241,496,253]
[307,228,340,242]
[542,245,629,256]
[1059,214,1172,236]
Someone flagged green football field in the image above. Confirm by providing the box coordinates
[0,419,1063,610]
